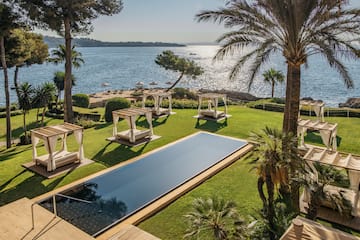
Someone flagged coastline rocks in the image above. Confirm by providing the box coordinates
[199,89,259,102]
[339,98,360,108]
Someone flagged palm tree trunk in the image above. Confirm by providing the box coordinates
[1,36,12,149]
[63,17,74,123]
[271,82,275,98]
[14,65,20,99]
[41,107,46,126]
[23,111,27,136]
[36,107,40,124]
[282,64,301,134]
[257,177,267,210]
[265,174,275,240]
[166,72,184,92]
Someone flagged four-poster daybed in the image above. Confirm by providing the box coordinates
[142,91,174,117]
[302,146,360,217]
[112,107,153,143]
[30,123,84,172]
[196,93,229,121]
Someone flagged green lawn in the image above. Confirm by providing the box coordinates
[1,106,360,238]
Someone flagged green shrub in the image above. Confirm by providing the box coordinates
[0,110,22,118]
[0,104,17,112]
[76,118,96,129]
[172,88,197,100]
[104,97,131,122]
[72,94,90,108]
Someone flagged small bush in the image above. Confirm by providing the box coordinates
[0,104,17,112]
[172,88,197,100]
[104,97,131,122]
[76,118,96,129]
[0,110,22,118]
[19,133,31,145]
[72,94,90,108]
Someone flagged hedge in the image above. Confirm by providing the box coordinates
[72,94,90,108]
[104,97,131,122]
[0,110,22,118]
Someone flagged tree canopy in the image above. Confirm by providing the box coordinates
[155,50,204,91]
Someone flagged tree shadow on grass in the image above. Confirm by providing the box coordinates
[92,141,148,167]
[194,118,228,132]
[0,145,32,162]
[94,122,112,130]
[304,131,342,148]
[9,119,54,139]
[0,169,70,206]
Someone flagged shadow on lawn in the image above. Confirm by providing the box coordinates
[304,131,342,148]
[92,141,148,167]
[9,119,54,139]
[0,169,70,206]
[0,145,32,162]
[194,118,228,132]
[94,122,112,130]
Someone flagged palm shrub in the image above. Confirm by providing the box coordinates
[53,71,76,110]
[249,127,301,240]
[72,93,89,108]
[184,196,247,240]
[104,98,131,122]
[17,82,34,144]
[33,82,56,126]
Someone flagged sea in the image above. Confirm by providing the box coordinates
[0,45,359,107]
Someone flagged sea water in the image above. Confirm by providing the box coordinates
[0,45,359,106]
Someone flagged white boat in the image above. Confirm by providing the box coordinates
[101,82,110,87]
[165,81,173,85]
[135,82,144,88]
[149,81,158,86]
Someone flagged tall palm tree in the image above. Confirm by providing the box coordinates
[17,82,34,142]
[184,197,246,240]
[262,68,284,98]
[196,0,360,135]
[196,0,360,213]
[250,127,300,239]
[48,44,84,69]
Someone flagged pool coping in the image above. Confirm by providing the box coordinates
[32,131,253,239]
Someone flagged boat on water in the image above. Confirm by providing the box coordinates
[135,81,144,88]
[101,82,110,87]
[165,81,173,85]
[149,81,158,86]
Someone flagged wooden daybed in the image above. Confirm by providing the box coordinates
[30,123,85,172]
[112,107,154,143]
[142,91,174,117]
[196,93,229,120]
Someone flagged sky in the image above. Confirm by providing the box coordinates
[36,0,360,44]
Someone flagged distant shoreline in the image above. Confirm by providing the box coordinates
[43,36,186,48]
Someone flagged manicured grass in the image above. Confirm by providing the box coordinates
[1,106,360,238]
[138,156,260,240]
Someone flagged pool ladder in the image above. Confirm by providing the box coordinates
[31,193,91,230]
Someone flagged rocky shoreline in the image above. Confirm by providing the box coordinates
[339,98,360,108]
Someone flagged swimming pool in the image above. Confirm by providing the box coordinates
[39,132,247,236]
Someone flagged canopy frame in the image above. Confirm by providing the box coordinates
[300,100,325,122]
[112,107,153,143]
[297,119,337,150]
[31,123,84,172]
[197,93,228,120]
[142,92,173,116]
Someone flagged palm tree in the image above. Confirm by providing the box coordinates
[196,0,360,212]
[184,197,246,240]
[48,44,84,69]
[53,71,76,110]
[262,68,284,98]
[250,127,300,239]
[33,82,56,125]
[17,82,34,142]
[196,0,360,135]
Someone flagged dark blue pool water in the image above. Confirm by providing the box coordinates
[40,132,247,236]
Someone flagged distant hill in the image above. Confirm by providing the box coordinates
[43,36,186,48]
